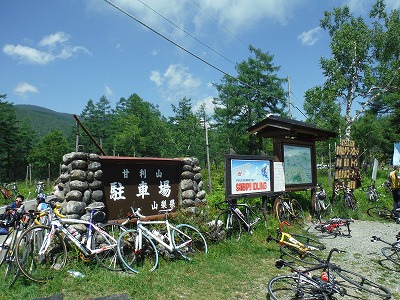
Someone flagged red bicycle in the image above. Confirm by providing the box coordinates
[0,183,12,200]
[310,217,353,238]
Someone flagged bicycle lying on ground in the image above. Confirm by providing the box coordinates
[14,201,127,283]
[371,235,400,267]
[267,221,325,265]
[367,206,399,223]
[212,198,267,241]
[0,184,12,200]
[117,207,207,273]
[308,217,353,238]
[267,248,392,299]
[272,192,304,224]
[309,183,331,222]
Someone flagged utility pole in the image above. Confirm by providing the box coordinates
[287,76,292,118]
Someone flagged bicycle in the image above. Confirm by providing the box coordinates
[308,217,353,238]
[0,184,12,200]
[309,183,332,221]
[267,221,325,265]
[272,192,304,224]
[333,181,357,210]
[14,201,127,283]
[213,198,267,241]
[267,248,391,299]
[117,207,207,274]
[367,206,399,223]
[371,235,400,267]
[34,181,46,197]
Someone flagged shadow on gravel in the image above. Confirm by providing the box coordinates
[378,259,400,272]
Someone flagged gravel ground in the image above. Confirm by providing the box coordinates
[306,219,400,299]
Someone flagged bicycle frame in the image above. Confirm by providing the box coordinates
[228,203,260,231]
[39,216,116,257]
[135,218,191,254]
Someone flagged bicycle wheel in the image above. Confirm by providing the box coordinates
[0,231,13,268]
[3,231,19,287]
[117,229,158,273]
[280,244,322,265]
[172,224,208,260]
[93,223,128,271]
[344,193,357,210]
[310,193,322,221]
[332,266,391,298]
[15,225,67,283]
[381,246,400,266]
[215,210,242,241]
[290,199,305,224]
[268,274,329,300]
[274,200,290,223]
[251,201,268,229]
[367,207,393,221]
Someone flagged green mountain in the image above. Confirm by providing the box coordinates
[14,104,76,138]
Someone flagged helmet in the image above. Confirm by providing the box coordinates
[37,193,46,202]
[317,191,326,200]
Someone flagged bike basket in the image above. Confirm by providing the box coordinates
[93,211,106,223]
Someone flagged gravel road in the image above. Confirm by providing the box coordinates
[306,219,400,299]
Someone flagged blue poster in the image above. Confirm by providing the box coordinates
[230,159,271,195]
[393,143,400,166]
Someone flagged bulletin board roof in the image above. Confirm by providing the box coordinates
[247,115,337,141]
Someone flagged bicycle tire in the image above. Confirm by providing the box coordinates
[381,246,400,266]
[93,223,128,271]
[249,203,268,229]
[367,207,394,221]
[332,266,391,298]
[274,200,290,223]
[310,192,322,222]
[280,244,323,265]
[268,274,329,300]
[117,229,158,273]
[3,230,20,287]
[15,225,67,283]
[172,224,208,260]
[0,231,13,268]
[215,210,242,241]
[290,199,305,225]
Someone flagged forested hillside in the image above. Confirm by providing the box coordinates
[14,104,75,138]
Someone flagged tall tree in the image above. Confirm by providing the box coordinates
[169,97,203,157]
[319,2,400,139]
[213,45,287,155]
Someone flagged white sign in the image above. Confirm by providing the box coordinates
[273,162,285,192]
[372,158,378,181]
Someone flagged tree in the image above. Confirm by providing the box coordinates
[168,97,203,158]
[29,130,71,180]
[319,2,400,139]
[213,45,287,154]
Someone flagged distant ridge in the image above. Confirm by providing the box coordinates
[14,104,76,139]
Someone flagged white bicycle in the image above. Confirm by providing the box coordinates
[117,207,208,273]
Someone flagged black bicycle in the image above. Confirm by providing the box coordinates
[213,198,267,241]
[333,182,357,210]
[367,206,399,223]
[268,248,391,299]
[371,235,400,267]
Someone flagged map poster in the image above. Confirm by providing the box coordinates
[283,144,312,185]
[230,159,271,195]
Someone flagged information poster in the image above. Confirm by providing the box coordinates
[393,143,400,166]
[273,162,285,192]
[283,144,312,184]
[230,159,271,195]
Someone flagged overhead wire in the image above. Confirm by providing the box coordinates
[103,0,301,109]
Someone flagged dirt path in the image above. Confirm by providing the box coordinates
[306,219,400,298]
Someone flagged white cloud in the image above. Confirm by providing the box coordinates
[13,82,39,97]
[107,0,299,40]
[105,85,113,97]
[3,31,91,65]
[150,64,201,101]
[193,96,216,115]
[298,27,321,46]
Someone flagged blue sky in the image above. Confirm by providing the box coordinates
[1,0,399,121]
